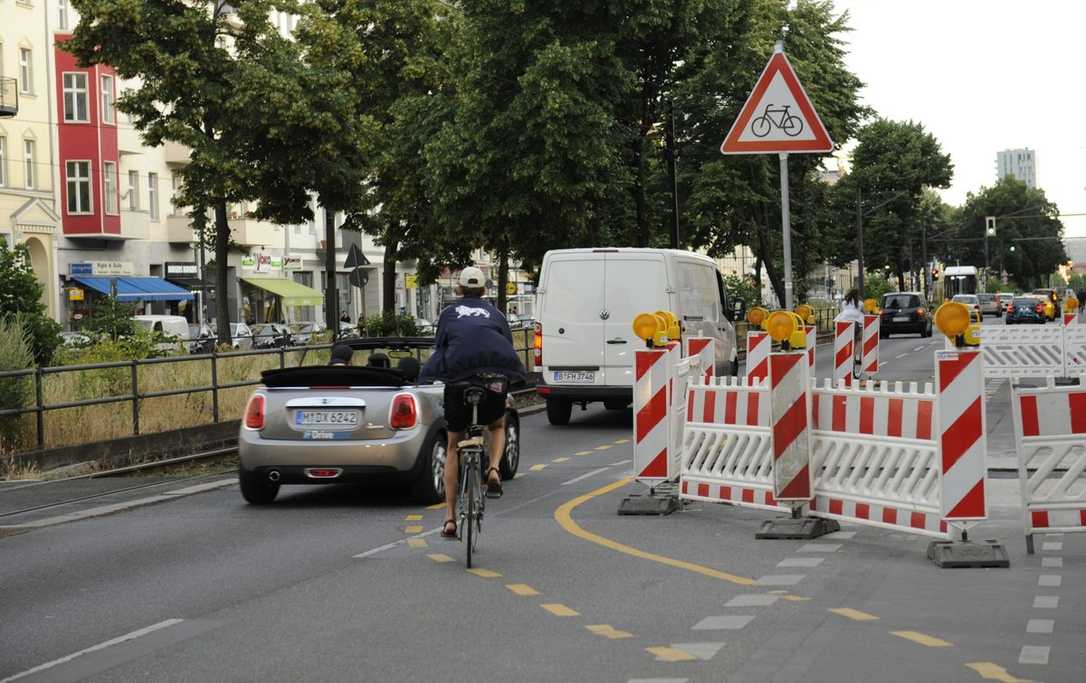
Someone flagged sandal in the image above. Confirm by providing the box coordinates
[485,467,503,499]
[440,519,457,539]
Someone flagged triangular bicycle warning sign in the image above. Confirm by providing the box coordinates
[721,50,833,154]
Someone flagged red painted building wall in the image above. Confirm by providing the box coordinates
[54,35,120,236]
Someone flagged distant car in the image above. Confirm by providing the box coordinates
[59,331,92,347]
[951,294,982,319]
[1030,289,1060,320]
[414,318,435,335]
[132,315,190,354]
[879,292,932,338]
[290,321,326,345]
[976,293,1002,318]
[210,322,254,350]
[250,323,293,349]
[237,337,521,505]
[998,292,1016,312]
[1006,296,1047,325]
[188,323,215,354]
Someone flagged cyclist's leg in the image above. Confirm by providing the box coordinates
[443,430,461,531]
[485,415,506,487]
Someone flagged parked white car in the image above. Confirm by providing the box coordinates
[132,315,191,354]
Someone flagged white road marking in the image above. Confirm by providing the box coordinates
[1041,557,1063,568]
[627,679,689,683]
[1033,596,1059,609]
[561,467,611,486]
[822,531,856,540]
[725,594,778,607]
[668,642,725,661]
[692,615,754,630]
[777,557,824,568]
[1038,574,1062,587]
[912,346,925,352]
[1042,541,1063,551]
[755,575,805,586]
[1018,645,1050,665]
[609,459,631,466]
[0,619,184,682]
[895,353,908,359]
[797,543,841,553]
[1026,619,1054,634]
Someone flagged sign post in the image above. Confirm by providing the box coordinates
[720,42,834,310]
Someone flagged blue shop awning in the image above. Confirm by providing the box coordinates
[72,276,195,302]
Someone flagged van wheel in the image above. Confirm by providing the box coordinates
[239,469,279,505]
[546,398,572,426]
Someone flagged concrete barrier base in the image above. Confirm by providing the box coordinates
[927,540,1010,568]
[755,516,840,540]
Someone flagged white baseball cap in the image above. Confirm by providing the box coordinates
[458,266,486,287]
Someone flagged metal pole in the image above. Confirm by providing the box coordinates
[984,232,990,293]
[921,219,929,301]
[667,99,680,250]
[779,153,793,309]
[210,351,220,423]
[324,207,338,333]
[856,188,865,299]
[130,361,140,435]
[34,368,44,449]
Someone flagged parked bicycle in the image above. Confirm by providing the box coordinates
[751,104,804,138]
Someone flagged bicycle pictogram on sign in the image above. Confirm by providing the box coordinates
[750,104,804,138]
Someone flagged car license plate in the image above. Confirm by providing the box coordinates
[554,371,595,384]
[893,316,908,322]
[295,410,359,427]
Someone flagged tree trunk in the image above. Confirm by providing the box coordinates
[496,245,509,314]
[755,223,785,307]
[382,237,398,314]
[324,207,338,332]
[633,136,646,247]
[213,200,232,347]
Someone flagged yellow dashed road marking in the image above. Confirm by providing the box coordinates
[781,594,809,602]
[966,662,1034,683]
[552,457,570,463]
[614,438,629,444]
[505,584,540,597]
[530,464,547,471]
[830,608,879,622]
[594,444,613,450]
[405,525,424,534]
[540,603,579,617]
[647,646,697,662]
[407,538,428,549]
[426,503,445,510]
[891,631,952,647]
[405,514,423,521]
[586,624,633,640]
[575,451,593,456]
[427,553,454,563]
[467,568,502,578]
[555,478,756,586]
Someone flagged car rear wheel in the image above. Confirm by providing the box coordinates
[546,397,572,426]
[500,413,519,480]
[412,429,447,505]
[239,469,279,505]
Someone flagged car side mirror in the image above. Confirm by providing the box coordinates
[731,300,746,322]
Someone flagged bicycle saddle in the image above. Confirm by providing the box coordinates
[458,437,485,449]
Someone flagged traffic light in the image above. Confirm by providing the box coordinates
[1009,245,1017,253]
[985,216,996,237]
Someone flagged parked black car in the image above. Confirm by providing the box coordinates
[879,292,932,338]
[1006,296,1047,325]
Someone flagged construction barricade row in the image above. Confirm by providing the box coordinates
[977,323,1086,379]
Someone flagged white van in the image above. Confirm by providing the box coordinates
[131,315,191,353]
[534,248,741,425]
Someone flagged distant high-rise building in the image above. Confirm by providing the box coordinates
[996,148,1037,188]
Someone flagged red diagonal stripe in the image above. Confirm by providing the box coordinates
[639,448,668,478]
[770,353,802,389]
[750,359,768,382]
[636,350,663,381]
[777,464,810,500]
[938,350,978,393]
[835,343,852,369]
[689,339,709,354]
[946,479,986,519]
[772,396,807,458]
[863,333,878,356]
[635,385,668,442]
[942,397,983,473]
[887,398,903,437]
[1070,393,1086,434]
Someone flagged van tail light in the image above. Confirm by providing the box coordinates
[244,394,266,430]
[389,393,418,430]
[533,322,543,372]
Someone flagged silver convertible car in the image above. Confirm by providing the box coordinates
[237,338,520,505]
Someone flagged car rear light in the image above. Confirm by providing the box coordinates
[244,394,265,430]
[916,307,925,317]
[533,322,543,371]
[1035,303,1045,313]
[537,386,551,396]
[389,393,418,429]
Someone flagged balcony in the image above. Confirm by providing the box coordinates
[230,216,284,247]
[166,214,193,243]
[0,78,16,118]
[121,210,150,240]
[164,141,191,165]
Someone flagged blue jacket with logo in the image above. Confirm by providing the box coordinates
[419,297,527,384]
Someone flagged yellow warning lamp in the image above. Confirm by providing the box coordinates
[1066,296,1079,313]
[793,303,814,325]
[632,312,668,347]
[963,323,983,347]
[863,298,878,314]
[655,310,681,342]
[746,306,768,328]
[766,310,807,349]
[934,301,972,347]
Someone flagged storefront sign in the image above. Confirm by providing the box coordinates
[506,282,517,296]
[241,256,256,269]
[270,256,283,270]
[283,256,302,271]
[254,254,273,273]
[165,262,199,279]
[68,288,84,301]
[69,261,135,276]
[405,273,418,290]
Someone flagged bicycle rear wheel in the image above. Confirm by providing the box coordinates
[464,466,476,568]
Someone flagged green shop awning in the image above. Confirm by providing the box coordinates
[242,277,324,307]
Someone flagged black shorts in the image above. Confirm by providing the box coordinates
[443,383,507,432]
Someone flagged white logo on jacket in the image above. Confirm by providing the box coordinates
[455,305,490,319]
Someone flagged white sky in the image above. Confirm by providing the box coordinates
[829,0,1086,238]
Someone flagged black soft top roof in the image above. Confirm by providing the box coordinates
[261,365,408,388]
[342,336,436,351]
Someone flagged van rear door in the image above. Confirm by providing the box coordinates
[540,256,606,387]
[601,254,669,387]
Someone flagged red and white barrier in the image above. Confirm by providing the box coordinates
[1064,313,1078,326]
[833,321,854,386]
[1012,380,1086,553]
[1066,324,1086,378]
[684,337,716,385]
[746,331,771,383]
[633,346,673,483]
[862,314,879,376]
[770,352,812,501]
[936,350,987,522]
[805,325,816,371]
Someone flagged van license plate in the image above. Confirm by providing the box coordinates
[295,410,359,427]
[554,371,595,384]
[893,316,908,322]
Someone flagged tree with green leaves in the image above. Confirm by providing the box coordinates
[0,240,61,365]
[67,0,307,346]
[952,177,1067,289]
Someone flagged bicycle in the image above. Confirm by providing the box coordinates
[751,104,804,138]
[851,323,864,381]
[453,373,507,568]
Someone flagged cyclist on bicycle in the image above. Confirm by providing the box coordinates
[835,289,865,327]
[419,267,527,539]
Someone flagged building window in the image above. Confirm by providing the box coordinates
[62,72,88,122]
[128,170,139,209]
[23,139,34,189]
[100,75,115,124]
[19,49,32,94]
[66,160,91,213]
[148,172,159,221]
[58,0,68,29]
[0,137,6,187]
[103,161,118,214]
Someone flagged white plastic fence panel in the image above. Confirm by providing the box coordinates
[1064,324,1086,378]
[979,325,1064,378]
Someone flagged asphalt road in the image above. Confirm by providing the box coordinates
[1,321,1081,682]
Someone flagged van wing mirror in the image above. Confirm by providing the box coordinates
[731,299,746,322]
